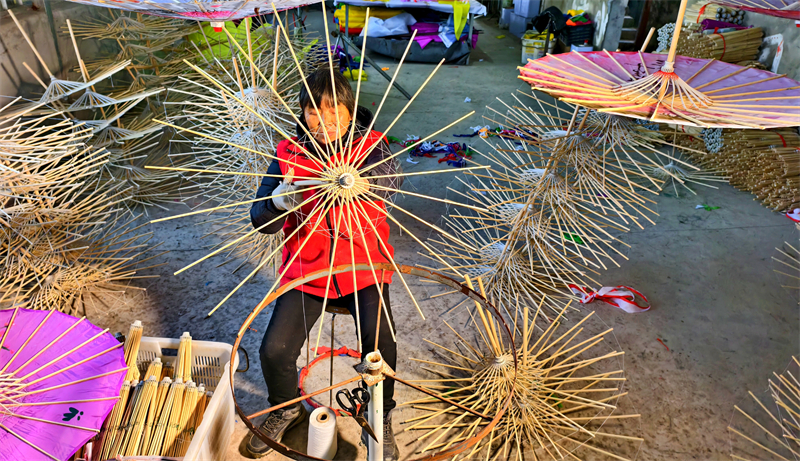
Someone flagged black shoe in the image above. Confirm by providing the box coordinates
[245,404,307,458]
[362,409,400,461]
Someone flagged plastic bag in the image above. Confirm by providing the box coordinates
[360,13,417,37]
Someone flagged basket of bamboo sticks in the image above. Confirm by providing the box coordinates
[84,322,239,461]
[134,335,239,461]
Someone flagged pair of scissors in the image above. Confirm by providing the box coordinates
[336,381,378,442]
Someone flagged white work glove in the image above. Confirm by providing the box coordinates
[270,169,301,211]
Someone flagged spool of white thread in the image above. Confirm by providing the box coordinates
[307,407,338,460]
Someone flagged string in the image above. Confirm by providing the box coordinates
[713,33,727,61]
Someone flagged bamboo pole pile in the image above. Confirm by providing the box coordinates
[728,355,800,459]
[685,1,740,24]
[404,285,642,459]
[89,324,212,459]
[675,24,764,64]
[678,128,800,211]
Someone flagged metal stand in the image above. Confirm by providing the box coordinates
[354,350,394,461]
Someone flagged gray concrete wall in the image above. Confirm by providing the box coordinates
[0,0,106,98]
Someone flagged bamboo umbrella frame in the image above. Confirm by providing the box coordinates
[428,95,657,315]
[403,283,642,461]
[0,101,165,315]
[163,23,310,274]
[10,15,193,214]
[0,208,167,315]
[231,263,518,461]
[147,5,493,365]
[729,355,800,460]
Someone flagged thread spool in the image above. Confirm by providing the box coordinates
[307,407,337,460]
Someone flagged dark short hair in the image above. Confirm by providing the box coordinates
[298,66,356,117]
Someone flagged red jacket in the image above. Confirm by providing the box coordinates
[251,108,401,298]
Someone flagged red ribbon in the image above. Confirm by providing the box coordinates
[714,33,726,60]
[568,285,651,313]
[777,132,787,147]
[298,346,361,415]
[697,3,713,22]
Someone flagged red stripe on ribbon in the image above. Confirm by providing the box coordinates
[568,284,651,313]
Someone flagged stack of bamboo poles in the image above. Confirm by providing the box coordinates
[675,23,764,64]
[405,280,642,460]
[685,1,738,23]
[678,128,800,211]
[93,324,210,459]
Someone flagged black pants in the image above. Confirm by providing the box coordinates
[260,284,397,412]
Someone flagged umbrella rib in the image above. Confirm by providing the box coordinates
[0,410,99,432]
[0,421,59,460]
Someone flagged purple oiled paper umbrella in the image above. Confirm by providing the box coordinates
[0,308,126,461]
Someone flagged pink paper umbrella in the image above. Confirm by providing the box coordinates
[0,308,126,461]
[519,0,800,129]
[519,51,800,129]
[715,0,800,20]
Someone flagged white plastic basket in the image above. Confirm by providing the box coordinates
[135,336,239,461]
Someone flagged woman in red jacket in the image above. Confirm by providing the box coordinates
[246,67,401,461]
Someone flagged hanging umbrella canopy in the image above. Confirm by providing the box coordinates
[63,0,313,24]
[716,0,800,20]
[0,308,127,461]
[519,51,800,129]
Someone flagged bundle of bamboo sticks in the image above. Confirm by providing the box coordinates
[88,323,211,460]
[685,1,738,23]
[676,129,800,211]
[676,24,763,63]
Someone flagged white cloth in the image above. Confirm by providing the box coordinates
[335,0,487,16]
[360,13,417,37]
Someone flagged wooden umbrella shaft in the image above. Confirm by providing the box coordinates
[666,0,691,68]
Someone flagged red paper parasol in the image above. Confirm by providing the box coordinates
[519,0,800,129]
[716,0,800,20]
[519,51,800,129]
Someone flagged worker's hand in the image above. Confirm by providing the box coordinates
[271,168,301,211]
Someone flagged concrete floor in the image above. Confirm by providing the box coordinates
[90,10,799,461]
